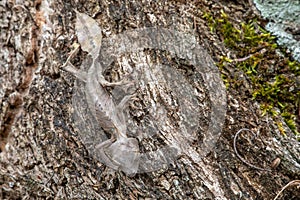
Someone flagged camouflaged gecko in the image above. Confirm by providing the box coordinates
[63,11,140,175]
[63,10,227,176]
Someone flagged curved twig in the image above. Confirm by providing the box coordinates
[233,128,272,172]
[273,180,300,200]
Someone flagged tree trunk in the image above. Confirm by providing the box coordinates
[1,0,299,199]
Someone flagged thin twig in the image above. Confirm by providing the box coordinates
[233,54,253,62]
[233,128,272,172]
[273,180,300,200]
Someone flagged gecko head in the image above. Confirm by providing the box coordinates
[74,10,102,57]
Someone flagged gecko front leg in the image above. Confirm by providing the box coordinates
[61,44,88,82]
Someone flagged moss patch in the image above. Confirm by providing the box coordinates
[203,10,300,137]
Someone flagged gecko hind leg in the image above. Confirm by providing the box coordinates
[95,139,119,170]
[106,137,140,176]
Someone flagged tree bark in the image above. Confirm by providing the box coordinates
[1,0,299,199]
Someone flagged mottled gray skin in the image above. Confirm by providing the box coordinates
[64,58,140,175]
[86,60,140,175]
[86,59,129,139]
[64,51,140,176]
[63,11,140,176]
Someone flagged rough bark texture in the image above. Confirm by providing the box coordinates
[1,0,299,199]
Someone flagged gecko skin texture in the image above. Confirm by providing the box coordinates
[63,11,227,175]
[64,11,140,176]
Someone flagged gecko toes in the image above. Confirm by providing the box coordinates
[105,137,140,175]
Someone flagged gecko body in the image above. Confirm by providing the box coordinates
[86,59,128,139]
[63,11,140,175]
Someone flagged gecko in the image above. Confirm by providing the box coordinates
[61,10,226,175]
[62,11,140,175]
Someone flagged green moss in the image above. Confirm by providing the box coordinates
[203,10,300,137]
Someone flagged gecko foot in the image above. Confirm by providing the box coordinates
[95,139,119,171]
[105,137,140,176]
[95,137,140,176]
